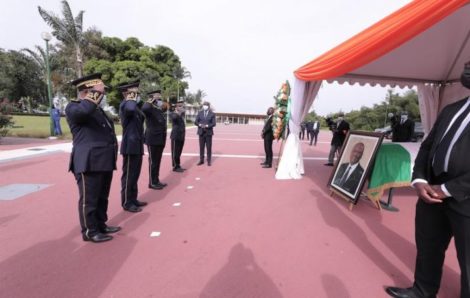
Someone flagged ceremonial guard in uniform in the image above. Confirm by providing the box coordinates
[170,99,186,172]
[142,90,168,189]
[66,73,121,243]
[195,101,216,166]
[261,107,274,168]
[119,81,146,212]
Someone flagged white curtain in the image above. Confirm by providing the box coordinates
[417,84,440,134]
[275,79,322,179]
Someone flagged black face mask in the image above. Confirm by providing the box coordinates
[460,64,470,89]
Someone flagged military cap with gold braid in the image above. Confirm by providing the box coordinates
[71,73,105,91]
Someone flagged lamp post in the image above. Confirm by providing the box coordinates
[41,32,54,137]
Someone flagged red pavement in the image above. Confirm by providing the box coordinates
[0,125,460,298]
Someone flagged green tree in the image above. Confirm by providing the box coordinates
[38,0,85,77]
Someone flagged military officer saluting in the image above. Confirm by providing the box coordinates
[142,90,168,189]
[118,80,147,212]
[170,98,186,172]
[66,73,121,243]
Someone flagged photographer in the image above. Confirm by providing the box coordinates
[325,112,350,166]
[389,111,415,142]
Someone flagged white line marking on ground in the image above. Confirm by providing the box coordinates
[150,231,161,237]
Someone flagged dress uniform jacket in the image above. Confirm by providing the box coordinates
[170,112,186,140]
[66,99,118,173]
[142,102,167,146]
[120,100,145,155]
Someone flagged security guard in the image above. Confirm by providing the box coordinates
[118,80,146,212]
[66,73,120,243]
[142,90,168,189]
[170,98,186,172]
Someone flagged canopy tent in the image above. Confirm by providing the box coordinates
[276,0,470,180]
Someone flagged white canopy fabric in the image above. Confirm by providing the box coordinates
[276,1,470,180]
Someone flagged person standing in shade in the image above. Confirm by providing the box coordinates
[119,80,146,213]
[142,90,168,190]
[310,119,320,146]
[170,99,186,172]
[390,111,415,142]
[195,101,216,166]
[325,113,350,166]
[385,62,470,298]
[66,73,120,243]
[51,106,63,136]
[299,122,306,140]
[261,107,274,168]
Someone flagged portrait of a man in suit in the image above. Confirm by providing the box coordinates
[333,142,365,195]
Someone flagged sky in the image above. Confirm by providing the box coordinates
[1,0,412,115]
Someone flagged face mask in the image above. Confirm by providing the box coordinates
[99,95,107,109]
[156,100,163,108]
[136,96,142,103]
[401,115,408,122]
[461,64,470,89]
[337,117,344,121]
[203,105,209,111]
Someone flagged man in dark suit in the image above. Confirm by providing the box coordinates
[66,73,121,243]
[333,142,364,195]
[261,107,274,168]
[310,119,320,146]
[299,122,306,140]
[142,90,168,190]
[325,113,350,166]
[391,111,415,142]
[119,80,146,213]
[170,99,186,172]
[195,101,216,166]
[386,62,470,298]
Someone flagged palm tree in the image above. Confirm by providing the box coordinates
[195,89,207,105]
[38,0,84,77]
[21,46,48,80]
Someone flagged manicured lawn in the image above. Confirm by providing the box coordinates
[7,115,123,139]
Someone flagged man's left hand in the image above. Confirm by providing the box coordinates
[430,185,448,200]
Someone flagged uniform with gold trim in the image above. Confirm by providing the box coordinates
[66,73,121,243]
[118,80,146,212]
[142,90,168,189]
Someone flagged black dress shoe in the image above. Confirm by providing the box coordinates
[324,163,334,166]
[149,183,164,190]
[83,233,113,243]
[262,164,272,168]
[100,226,121,234]
[156,182,167,188]
[207,161,211,166]
[135,200,148,207]
[173,168,184,173]
[260,162,267,165]
[385,287,425,298]
[123,205,142,213]
[197,161,204,166]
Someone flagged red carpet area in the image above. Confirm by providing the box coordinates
[0,125,459,297]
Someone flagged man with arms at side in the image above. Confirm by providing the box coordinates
[386,62,470,298]
[333,142,365,195]
[142,90,168,190]
[261,107,274,168]
[195,101,216,166]
[66,73,120,243]
[310,119,320,146]
[119,81,146,213]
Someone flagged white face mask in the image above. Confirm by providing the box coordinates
[203,105,209,111]
[156,100,163,108]
[99,95,108,109]
[136,96,142,103]
[337,117,344,122]
[401,115,408,122]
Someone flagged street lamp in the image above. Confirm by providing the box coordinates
[41,32,54,137]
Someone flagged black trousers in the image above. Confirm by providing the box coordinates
[74,171,113,237]
[199,134,213,162]
[310,131,319,145]
[171,139,185,168]
[413,199,470,297]
[147,144,164,185]
[299,130,305,140]
[121,154,143,208]
[264,136,273,165]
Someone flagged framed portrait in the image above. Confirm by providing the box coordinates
[328,131,384,204]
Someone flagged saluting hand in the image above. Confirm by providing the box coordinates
[414,182,445,204]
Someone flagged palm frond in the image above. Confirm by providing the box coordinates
[61,0,78,41]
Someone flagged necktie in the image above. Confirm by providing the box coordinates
[204,111,207,118]
[339,166,351,186]
[433,103,470,176]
